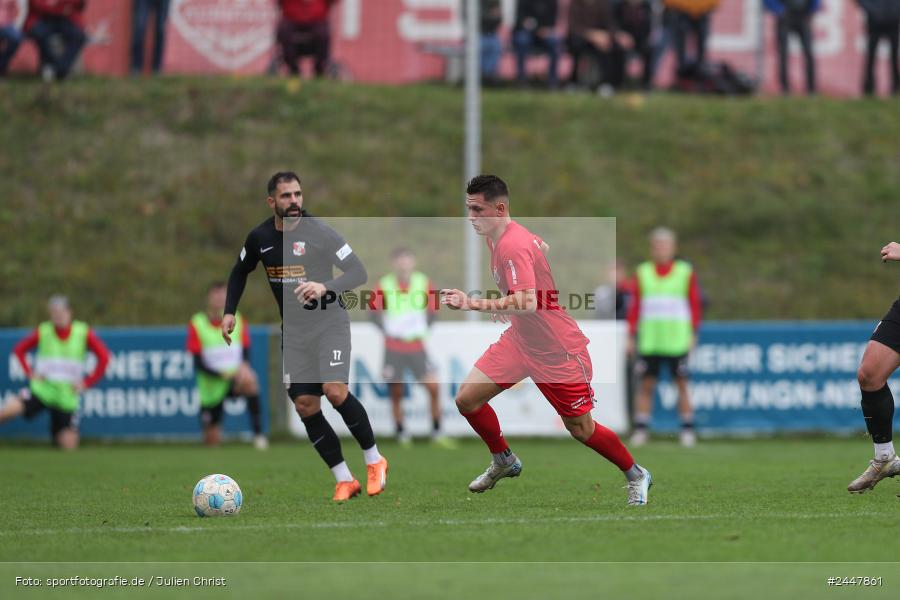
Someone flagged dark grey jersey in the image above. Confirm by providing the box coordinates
[225,213,367,325]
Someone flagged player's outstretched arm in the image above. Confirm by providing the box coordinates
[881,242,900,263]
[440,288,537,314]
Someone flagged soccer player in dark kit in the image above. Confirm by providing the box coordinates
[848,241,900,493]
[222,171,388,502]
[441,175,652,505]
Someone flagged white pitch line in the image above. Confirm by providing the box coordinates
[0,512,877,538]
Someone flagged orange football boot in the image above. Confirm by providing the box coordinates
[332,479,361,502]
[366,457,388,496]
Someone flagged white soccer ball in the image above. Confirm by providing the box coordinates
[192,474,242,517]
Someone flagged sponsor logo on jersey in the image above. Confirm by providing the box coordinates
[266,265,307,279]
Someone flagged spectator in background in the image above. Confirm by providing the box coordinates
[857,0,900,96]
[130,0,170,75]
[594,258,637,429]
[277,0,338,77]
[765,0,818,95]
[370,248,454,448]
[594,258,635,321]
[614,0,655,89]
[480,0,503,83]
[663,0,719,74]
[513,0,561,88]
[25,0,87,81]
[461,0,503,84]
[0,0,22,76]
[627,227,702,448]
[567,0,632,95]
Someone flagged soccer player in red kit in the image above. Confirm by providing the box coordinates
[441,175,652,505]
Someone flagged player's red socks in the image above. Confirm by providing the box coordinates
[583,421,635,471]
[462,404,509,454]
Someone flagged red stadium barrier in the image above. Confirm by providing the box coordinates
[5,0,896,96]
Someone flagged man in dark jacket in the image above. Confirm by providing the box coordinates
[512,0,561,87]
[614,0,654,89]
[857,0,900,95]
[765,0,819,95]
[463,0,504,83]
[567,0,633,92]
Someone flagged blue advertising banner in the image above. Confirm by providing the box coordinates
[0,327,269,440]
[652,321,898,434]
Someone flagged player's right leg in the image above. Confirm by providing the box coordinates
[455,367,522,492]
[291,385,360,502]
[631,361,658,446]
[848,337,900,493]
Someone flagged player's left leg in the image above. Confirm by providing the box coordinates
[537,349,651,505]
[561,412,651,506]
[673,355,696,447]
[292,386,360,502]
[848,337,900,493]
[324,382,387,497]
[233,365,267,449]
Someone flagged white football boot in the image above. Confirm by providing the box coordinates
[626,465,652,506]
[847,454,900,493]
[468,456,523,493]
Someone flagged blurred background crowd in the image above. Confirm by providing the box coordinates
[0,0,898,96]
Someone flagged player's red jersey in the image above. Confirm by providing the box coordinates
[488,220,589,354]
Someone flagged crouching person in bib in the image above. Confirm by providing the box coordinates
[0,295,110,450]
[188,281,267,449]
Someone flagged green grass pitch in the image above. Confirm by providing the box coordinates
[2,438,899,599]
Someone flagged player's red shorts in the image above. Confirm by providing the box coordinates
[474,328,595,418]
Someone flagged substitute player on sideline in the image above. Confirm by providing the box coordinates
[370,247,455,448]
[848,241,900,493]
[0,295,109,449]
[441,175,652,505]
[187,281,267,449]
[627,227,702,447]
[222,171,387,502]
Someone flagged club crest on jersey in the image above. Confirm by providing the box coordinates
[292,241,306,256]
[492,267,500,285]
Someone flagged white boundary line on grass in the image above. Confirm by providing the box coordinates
[0,512,876,538]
